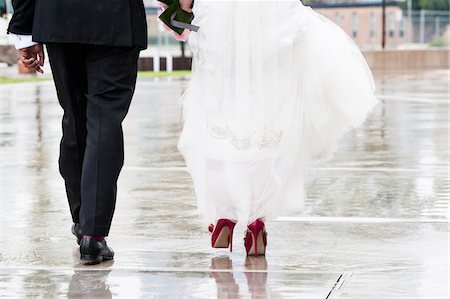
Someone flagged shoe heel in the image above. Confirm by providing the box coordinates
[247,230,260,257]
[245,219,267,256]
[228,222,236,252]
[254,231,258,257]
[255,230,266,256]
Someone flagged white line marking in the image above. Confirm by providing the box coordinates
[125,166,187,172]
[124,166,448,173]
[0,265,346,275]
[311,166,448,173]
[274,216,448,223]
[377,94,449,104]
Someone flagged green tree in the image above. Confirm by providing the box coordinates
[419,0,449,10]
[399,0,449,11]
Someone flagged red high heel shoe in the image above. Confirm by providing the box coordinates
[244,218,267,256]
[209,219,237,252]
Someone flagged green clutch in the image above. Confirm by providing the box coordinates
[159,0,200,35]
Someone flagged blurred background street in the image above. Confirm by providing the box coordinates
[0,0,449,298]
[0,0,449,72]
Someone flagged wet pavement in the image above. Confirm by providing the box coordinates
[0,69,448,298]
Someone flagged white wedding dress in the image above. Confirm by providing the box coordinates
[177,0,378,224]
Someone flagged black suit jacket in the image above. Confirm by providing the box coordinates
[8,0,148,49]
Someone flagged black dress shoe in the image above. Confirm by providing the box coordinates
[79,236,114,265]
[71,223,83,245]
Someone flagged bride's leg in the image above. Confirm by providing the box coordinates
[205,158,275,224]
[205,159,239,221]
[244,161,272,256]
[247,159,275,225]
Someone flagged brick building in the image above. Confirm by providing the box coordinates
[311,1,412,48]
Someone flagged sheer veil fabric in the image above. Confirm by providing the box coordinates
[177,0,379,224]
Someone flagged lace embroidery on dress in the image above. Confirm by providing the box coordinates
[207,121,283,150]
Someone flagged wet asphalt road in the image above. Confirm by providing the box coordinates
[0,69,448,298]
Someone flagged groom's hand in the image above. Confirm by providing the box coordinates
[179,0,193,12]
[19,44,45,74]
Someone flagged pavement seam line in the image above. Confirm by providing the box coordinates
[0,265,351,275]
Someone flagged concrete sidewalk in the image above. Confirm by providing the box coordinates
[0,69,448,298]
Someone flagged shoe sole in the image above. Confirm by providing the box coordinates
[80,254,114,265]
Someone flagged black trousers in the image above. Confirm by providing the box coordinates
[47,44,140,236]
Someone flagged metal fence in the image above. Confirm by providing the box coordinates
[409,10,450,44]
[313,5,450,49]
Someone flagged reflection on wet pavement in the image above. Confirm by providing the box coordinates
[0,69,448,298]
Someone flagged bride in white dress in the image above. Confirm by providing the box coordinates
[159,0,378,256]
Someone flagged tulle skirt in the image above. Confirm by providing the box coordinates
[177,0,379,224]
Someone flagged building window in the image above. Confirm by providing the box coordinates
[352,12,358,38]
[388,11,395,38]
[370,11,376,38]
[398,19,405,38]
[398,12,405,38]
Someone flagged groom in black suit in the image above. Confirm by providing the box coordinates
[8,0,147,265]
